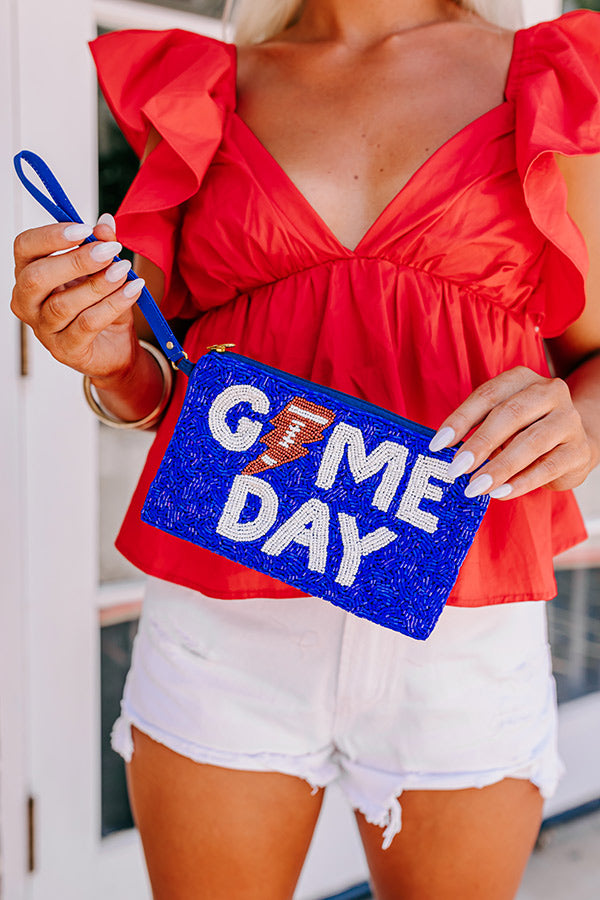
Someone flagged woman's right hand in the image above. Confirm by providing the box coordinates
[10,215,146,382]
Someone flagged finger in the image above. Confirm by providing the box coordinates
[481,442,590,501]
[12,239,123,322]
[13,222,95,276]
[39,258,133,333]
[65,278,145,342]
[93,212,117,243]
[461,407,582,498]
[443,379,571,478]
[428,367,545,452]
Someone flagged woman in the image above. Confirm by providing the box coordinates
[10,1,600,897]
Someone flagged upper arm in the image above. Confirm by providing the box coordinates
[132,251,165,342]
[545,152,600,376]
[130,125,166,341]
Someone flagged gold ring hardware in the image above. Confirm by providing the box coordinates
[206,343,236,353]
[170,350,189,371]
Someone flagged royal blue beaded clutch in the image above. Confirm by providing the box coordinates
[141,348,490,639]
[14,151,490,641]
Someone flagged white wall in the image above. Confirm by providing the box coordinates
[525,0,563,24]
[0,0,29,894]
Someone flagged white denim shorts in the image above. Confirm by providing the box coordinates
[111,576,564,849]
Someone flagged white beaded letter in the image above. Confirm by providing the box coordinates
[336,513,398,587]
[396,455,453,534]
[261,499,330,573]
[315,422,408,512]
[208,384,270,452]
[217,475,278,542]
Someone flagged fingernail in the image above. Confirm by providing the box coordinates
[123,277,145,298]
[96,212,116,231]
[489,483,513,499]
[446,450,475,480]
[429,426,456,453]
[63,223,93,241]
[90,240,122,262]
[464,474,493,498]
[105,259,132,283]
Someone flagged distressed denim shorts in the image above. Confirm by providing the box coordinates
[111,576,564,850]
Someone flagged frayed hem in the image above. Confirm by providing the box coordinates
[348,749,565,852]
[502,752,566,801]
[110,712,135,763]
[361,791,404,850]
[110,705,338,794]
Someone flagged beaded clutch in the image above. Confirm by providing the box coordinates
[15,150,490,640]
[141,347,490,639]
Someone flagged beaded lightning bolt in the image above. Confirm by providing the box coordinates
[243,398,336,475]
[141,352,490,640]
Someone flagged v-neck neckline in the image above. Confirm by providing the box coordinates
[232,25,524,254]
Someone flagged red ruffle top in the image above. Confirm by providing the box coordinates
[89,9,600,606]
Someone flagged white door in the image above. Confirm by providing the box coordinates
[2,1,99,897]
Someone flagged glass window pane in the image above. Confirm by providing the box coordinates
[127,0,226,15]
[549,568,600,704]
[98,44,185,582]
[563,2,600,11]
[97,88,137,253]
[97,58,156,583]
[101,617,139,836]
[99,423,153,583]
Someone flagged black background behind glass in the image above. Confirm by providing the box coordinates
[101,619,139,836]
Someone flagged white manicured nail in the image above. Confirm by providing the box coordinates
[429,426,456,453]
[90,240,122,262]
[105,259,132,283]
[123,278,145,298]
[63,223,93,241]
[489,483,513,499]
[446,450,475,480]
[464,474,493,498]
[96,212,116,231]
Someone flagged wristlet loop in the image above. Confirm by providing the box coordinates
[13,150,194,375]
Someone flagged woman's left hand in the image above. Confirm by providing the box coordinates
[428,366,597,500]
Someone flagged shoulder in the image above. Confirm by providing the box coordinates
[90,27,236,95]
[90,27,236,156]
[512,8,600,76]
[440,19,517,91]
[507,8,600,143]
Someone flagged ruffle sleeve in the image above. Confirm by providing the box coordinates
[510,9,600,338]
[89,29,236,318]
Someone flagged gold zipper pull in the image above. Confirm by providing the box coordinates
[206,343,236,353]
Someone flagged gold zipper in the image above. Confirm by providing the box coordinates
[206,343,236,353]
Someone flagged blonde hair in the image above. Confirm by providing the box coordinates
[225,0,525,45]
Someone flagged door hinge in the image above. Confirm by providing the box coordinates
[27,795,35,872]
[20,322,29,377]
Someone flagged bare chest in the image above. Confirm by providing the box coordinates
[235,27,515,250]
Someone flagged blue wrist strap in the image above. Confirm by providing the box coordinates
[13,150,194,375]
